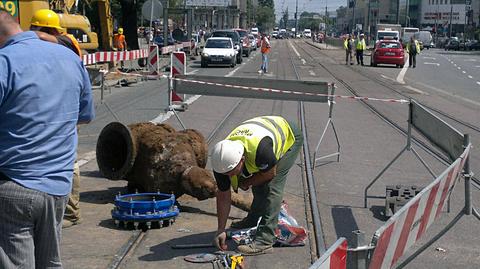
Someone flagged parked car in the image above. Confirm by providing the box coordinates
[153,35,175,47]
[467,40,480,50]
[201,37,237,68]
[251,27,259,36]
[370,40,405,68]
[211,30,243,64]
[444,40,460,51]
[233,28,252,57]
[248,34,257,50]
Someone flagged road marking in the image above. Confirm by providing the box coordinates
[78,151,96,167]
[301,59,307,65]
[462,71,466,74]
[290,42,301,57]
[404,85,427,95]
[423,57,436,60]
[396,54,409,84]
[454,64,457,66]
[225,65,241,77]
[416,82,480,107]
[465,59,477,62]
[186,69,198,75]
[309,70,316,76]
[424,62,440,66]
[468,75,473,79]
[457,67,461,70]
[475,66,480,68]
[380,74,396,82]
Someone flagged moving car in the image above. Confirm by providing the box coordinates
[233,28,252,57]
[371,40,405,68]
[272,31,279,38]
[201,37,237,68]
[211,30,243,64]
[303,29,312,38]
[414,31,434,49]
[251,27,259,36]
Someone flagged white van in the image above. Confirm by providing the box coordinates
[304,29,312,38]
[414,31,434,49]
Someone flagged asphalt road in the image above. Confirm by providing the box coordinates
[66,39,480,269]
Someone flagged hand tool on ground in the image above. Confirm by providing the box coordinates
[171,243,215,249]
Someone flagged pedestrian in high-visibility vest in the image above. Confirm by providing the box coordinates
[356,33,366,66]
[406,36,421,68]
[211,116,303,255]
[344,34,354,65]
[113,28,127,51]
[259,33,271,74]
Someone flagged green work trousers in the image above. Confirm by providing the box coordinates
[247,121,303,245]
[64,161,81,222]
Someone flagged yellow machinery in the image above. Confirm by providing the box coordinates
[6,0,99,52]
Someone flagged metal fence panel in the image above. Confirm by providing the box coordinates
[173,75,332,103]
[368,145,471,269]
[411,100,464,161]
[309,237,347,269]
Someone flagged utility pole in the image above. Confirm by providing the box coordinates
[325,0,328,33]
[405,0,409,27]
[351,0,355,33]
[396,0,400,24]
[449,4,453,38]
[295,0,298,38]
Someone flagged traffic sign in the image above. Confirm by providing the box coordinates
[142,0,163,21]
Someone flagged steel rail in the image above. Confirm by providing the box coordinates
[304,41,480,134]
[287,40,327,257]
[106,96,245,269]
[298,41,480,191]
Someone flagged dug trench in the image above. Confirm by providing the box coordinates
[96,121,251,212]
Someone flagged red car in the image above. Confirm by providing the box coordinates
[371,40,405,68]
[232,28,252,57]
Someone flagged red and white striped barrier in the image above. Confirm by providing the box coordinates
[170,51,186,102]
[148,45,160,76]
[368,144,471,269]
[309,237,347,269]
[82,49,148,65]
[161,42,191,55]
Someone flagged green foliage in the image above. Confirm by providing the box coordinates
[298,12,321,31]
[256,6,275,31]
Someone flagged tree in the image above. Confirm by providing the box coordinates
[256,6,275,31]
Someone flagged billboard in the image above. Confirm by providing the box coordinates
[185,0,229,7]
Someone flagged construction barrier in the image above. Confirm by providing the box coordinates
[148,45,160,76]
[170,51,186,102]
[81,42,191,66]
[309,238,347,269]
[368,144,470,269]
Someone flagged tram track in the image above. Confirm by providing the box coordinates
[107,40,328,268]
[295,40,480,190]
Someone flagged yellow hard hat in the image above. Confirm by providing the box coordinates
[118,28,124,34]
[30,9,63,31]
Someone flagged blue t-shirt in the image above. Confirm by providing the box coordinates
[0,31,95,196]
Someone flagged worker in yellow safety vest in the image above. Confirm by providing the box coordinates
[30,9,85,229]
[406,36,421,68]
[344,34,354,65]
[355,33,366,66]
[30,9,82,57]
[211,116,303,255]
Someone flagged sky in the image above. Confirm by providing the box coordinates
[274,0,347,20]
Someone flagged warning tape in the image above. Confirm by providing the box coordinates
[104,73,409,104]
[168,77,410,104]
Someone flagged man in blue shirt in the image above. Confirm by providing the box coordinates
[0,10,95,268]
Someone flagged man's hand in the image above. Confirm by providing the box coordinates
[213,230,227,251]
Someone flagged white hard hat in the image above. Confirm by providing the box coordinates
[211,140,244,173]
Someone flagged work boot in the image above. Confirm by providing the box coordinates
[62,218,82,229]
[230,217,258,229]
[237,241,273,256]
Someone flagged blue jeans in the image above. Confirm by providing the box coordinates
[261,53,268,72]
